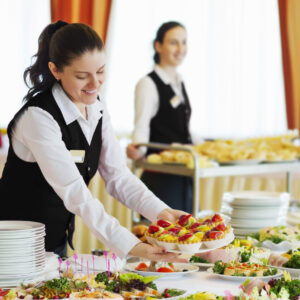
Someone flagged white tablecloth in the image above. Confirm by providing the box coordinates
[155,271,241,297]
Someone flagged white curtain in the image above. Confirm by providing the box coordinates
[0,0,50,127]
[104,0,286,141]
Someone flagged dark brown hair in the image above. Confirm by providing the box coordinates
[23,21,104,101]
[153,21,185,64]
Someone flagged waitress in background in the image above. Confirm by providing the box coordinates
[127,21,193,213]
[0,20,188,261]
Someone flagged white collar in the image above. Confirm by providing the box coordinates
[154,65,182,86]
[52,83,104,125]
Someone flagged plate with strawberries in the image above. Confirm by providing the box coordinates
[124,261,198,278]
[145,213,234,254]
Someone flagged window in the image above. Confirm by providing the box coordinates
[0,0,50,127]
[104,0,286,140]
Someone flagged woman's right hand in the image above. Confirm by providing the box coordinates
[126,143,144,160]
[129,242,187,263]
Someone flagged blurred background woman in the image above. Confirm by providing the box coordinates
[127,21,193,213]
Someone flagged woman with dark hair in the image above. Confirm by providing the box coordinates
[127,21,193,213]
[0,21,187,261]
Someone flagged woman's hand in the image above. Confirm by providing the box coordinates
[126,143,144,160]
[129,242,187,262]
[157,208,188,223]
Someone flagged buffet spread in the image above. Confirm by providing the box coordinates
[2,135,300,299]
[3,207,300,300]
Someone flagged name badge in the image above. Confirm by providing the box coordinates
[170,95,180,108]
[70,150,85,163]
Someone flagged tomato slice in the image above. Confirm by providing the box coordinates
[135,262,148,270]
[157,267,174,272]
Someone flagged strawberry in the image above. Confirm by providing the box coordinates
[178,233,193,242]
[168,227,182,234]
[212,213,223,223]
[209,231,222,239]
[190,222,201,229]
[203,219,214,226]
[215,223,226,231]
[157,219,171,228]
[178,214,192,226]
[148,225,160,234]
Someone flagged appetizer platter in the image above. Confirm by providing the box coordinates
[207,261,282,281]
[0,271,187,300]
[268,247,300,276]
[125,262,198,278]
[145,213,234,254]
[188,239,270,268]
[248,225,300,252]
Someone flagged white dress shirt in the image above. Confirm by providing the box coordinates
[11,83,169,258]
[133,65,185,153]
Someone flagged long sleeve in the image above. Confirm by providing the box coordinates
[132,76,159,152]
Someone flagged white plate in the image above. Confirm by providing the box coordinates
[222,207,288,219]
[263,160,299,164]
[275,266,300,277]
[219,159,264,166]
[207,267,283,281]
[230,218,286,228]
[222,191,290,207]
[124,262,198,279]
[190,262,214,268]
[0,221,45,231]
[167,231,234,254]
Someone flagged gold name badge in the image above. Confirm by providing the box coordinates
[170,95,180,108]
[70,150,85,163]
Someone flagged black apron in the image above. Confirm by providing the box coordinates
[0,89,102,252]
[141,71,193,213]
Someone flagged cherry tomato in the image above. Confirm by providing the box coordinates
[156,267,174,272]
[135,262,148,270]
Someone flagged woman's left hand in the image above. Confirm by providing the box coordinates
[157,208,189,223]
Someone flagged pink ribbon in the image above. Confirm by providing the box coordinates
[58,258,62,275]
[73,253,78,272]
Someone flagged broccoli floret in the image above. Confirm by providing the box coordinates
[212,261,226,274]
[240,251,251,263]
[189,256,210,264]
[95,271,109,284]
[283,254,300,269]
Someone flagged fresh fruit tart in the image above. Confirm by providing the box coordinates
[145,213,232,252]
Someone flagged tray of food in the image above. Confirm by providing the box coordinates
[145,213,234,254]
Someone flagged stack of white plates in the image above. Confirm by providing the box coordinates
[221,191,290,236]
[0,221,46,288]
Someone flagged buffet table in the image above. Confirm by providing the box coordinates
[156,271,240,297]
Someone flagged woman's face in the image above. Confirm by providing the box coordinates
[50,49,106,107]
[156,26,187,67]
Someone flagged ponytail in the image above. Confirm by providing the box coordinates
[23,21,103,102]
[23,21,68,102]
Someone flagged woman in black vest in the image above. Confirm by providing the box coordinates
[127,21,193,213]
[0,21,187,261]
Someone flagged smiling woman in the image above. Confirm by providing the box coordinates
[48,50,106,114]
[0,21,188,263]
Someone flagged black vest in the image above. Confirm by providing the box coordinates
[0,89,102,251]
[147,71,192,154]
